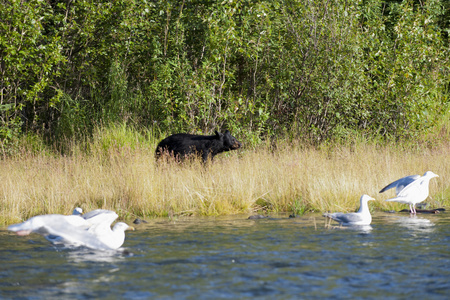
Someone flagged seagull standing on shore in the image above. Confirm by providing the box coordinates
[379,171,439,214]
[323,195,375,226]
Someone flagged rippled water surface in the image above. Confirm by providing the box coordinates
[1,212,450,299]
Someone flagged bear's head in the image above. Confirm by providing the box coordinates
[216,130,242,151]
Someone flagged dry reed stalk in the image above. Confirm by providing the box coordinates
[1,142,449,225]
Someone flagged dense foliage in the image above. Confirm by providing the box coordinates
[1,0,449,151]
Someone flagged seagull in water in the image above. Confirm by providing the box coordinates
[8,209,133,250]
[323,195,375,226]
[379,171,439,214]
[72,207,83,216]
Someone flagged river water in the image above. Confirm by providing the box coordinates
[1,212,449,299]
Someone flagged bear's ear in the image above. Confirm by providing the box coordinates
[215,131,223,139]
[224,130,230,135]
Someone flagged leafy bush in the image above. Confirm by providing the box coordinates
[1,0,448,154]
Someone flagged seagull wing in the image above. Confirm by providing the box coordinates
[82,209,116,221]
[379,175,420,195]
[39,218,111,249]
[82,210,118,228]
[385,175,430,204]
[396,177,423,197]
[324,212,365,225]
[9,215,111,249]
[338,213,362,223]
[83,210,119,238]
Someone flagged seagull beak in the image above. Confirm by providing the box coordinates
[127,226,135,231]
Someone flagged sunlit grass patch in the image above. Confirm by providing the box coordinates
[1,127,449,225]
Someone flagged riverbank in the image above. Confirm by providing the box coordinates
[1,131,448,225]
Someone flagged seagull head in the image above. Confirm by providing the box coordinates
[113,222,135,233]
[423,171,439,179]
[72,207,83,216]
[360,194,375,203]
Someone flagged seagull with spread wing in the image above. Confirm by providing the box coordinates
[8,209,133,250]
[379,171,439,214]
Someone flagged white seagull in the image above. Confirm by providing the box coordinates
[8,209,133,250]
[323,195,375,226]
[380,171,439,214]
[72,207,83,216]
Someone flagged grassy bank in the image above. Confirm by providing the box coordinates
[1,127,449,225]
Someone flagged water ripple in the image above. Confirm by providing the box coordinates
[1,212,450,299]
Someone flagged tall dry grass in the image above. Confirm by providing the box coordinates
[1,132,449,225]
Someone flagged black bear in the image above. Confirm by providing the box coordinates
[155,130,242,162]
